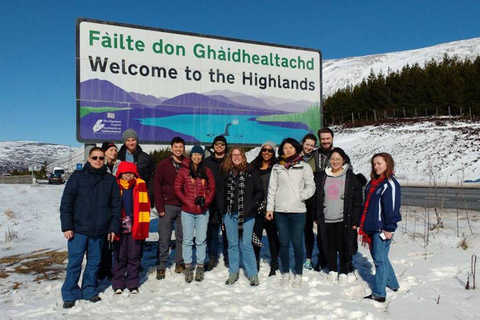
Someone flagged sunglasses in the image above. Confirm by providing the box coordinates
[214,142,226,146]
[91,156,105,161]
[261,148,274,154]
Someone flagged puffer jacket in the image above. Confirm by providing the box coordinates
[174,166,216,214]
[60,163,122,236]
[266,161,315,213]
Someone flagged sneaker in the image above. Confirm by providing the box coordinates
[156,269,166,280]
[175,263,186,274]
[114,288,124,295]
[195,265,205,282]
[328,271,338,282]
[63,301,75,309]
[338,273,348,286]
[129,287,139,294]
[249,274,259,286]
[364,294,386,303]
[225,272,239,285]
[207,257,218,271]
[279,273,290,287]
[304,259,313,270]
[185,265,194,283]
[88,296,101,303]
[292,275,303,288]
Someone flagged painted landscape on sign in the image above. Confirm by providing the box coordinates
[78,79,321,145]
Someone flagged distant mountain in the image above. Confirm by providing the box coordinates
[161,92,273,112]
[80,79,140,104]
[127,92,166,106]
[0,141,74,172]
[205,89,314,112]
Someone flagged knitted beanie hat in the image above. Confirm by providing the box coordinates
[122,129,139,144]
[101,141,117,153]
[190,145,205,156]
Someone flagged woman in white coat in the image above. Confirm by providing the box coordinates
[266,138,315,288]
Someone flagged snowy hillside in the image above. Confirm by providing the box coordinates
[0,141,73,172]
[323,37,480,97]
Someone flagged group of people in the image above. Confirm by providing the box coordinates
[59,127,402,308]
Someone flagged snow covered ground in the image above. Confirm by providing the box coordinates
[0,184,479,319]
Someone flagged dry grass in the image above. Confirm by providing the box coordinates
[4,209,15,219]
[0,250,68,286]
[4,227,18,242]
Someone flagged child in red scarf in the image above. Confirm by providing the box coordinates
[112,162,150,295]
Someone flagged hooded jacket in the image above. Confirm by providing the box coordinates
[363,176,402,233]
[60,163,121,236]
[116,162,151,240]
[267,160,315,213]
[315,166,363,256]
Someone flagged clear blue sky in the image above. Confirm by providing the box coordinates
[2,0,480,146]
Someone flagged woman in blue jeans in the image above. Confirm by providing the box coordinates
[216,147,264,286]
[174,146,215,283]
[266,138,316,288]
[358,152,401,302]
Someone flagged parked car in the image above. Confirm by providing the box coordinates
[48,173,65,184]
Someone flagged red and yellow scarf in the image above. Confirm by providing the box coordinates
[118,178,150,240]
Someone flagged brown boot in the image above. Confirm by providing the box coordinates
[156,269,166,280]
[175,263,186,274]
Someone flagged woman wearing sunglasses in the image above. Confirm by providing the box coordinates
[250,141,280,277]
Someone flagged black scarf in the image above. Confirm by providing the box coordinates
[227,171,246,235]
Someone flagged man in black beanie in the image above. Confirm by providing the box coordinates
[204,135,229,270]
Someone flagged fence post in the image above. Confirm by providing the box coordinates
[351,112,354,124]
[403,107,406,118]
[374,109,377,121]
[448,106,451,117]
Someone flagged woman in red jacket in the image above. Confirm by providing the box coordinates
[174,145,215,283]
[112,161,150,295]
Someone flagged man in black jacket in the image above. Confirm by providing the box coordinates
[118,129,155,204]
[204,135,229,270]
[60,147,121,309]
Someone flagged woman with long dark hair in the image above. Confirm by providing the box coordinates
[314,147,362,285]
[359,152,401,302]
[217,147,264,286]
[266,138,315,288]
[250,141,280,276]
[174,146,215,283]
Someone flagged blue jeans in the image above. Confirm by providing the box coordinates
[61,233,103,302]
[181,211,209,265]
[223,213,257,278]
[370,233,399,298]
[275,212,306,275]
